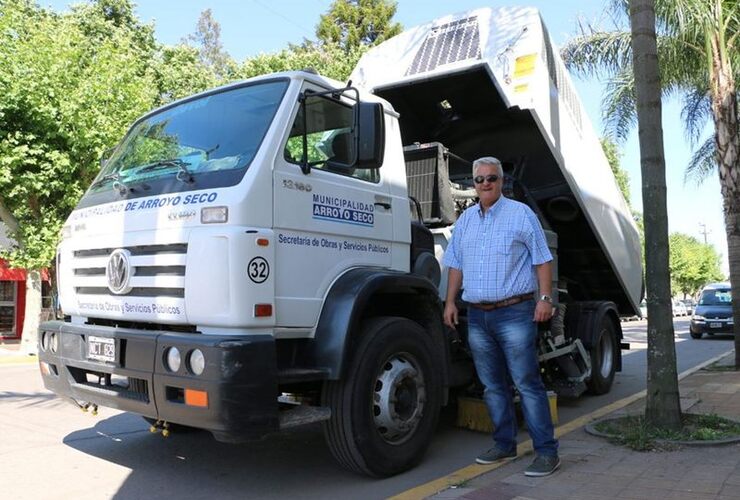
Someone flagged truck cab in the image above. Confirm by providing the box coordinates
[41,71,448,477]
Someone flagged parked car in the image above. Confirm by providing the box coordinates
[681,298,696,315]
[672,299,688,317]
[690,282,734,339]
[639,300,648,318]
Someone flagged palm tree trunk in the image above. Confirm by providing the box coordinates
[708,36,740,367]
[629,0,681,429]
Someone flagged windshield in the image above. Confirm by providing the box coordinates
[699,288,732,306]
[79,79,289,208]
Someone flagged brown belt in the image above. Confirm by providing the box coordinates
[469,293,534,311]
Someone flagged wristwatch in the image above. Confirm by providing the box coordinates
[539,294,553,304]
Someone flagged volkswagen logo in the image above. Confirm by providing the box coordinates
[106,249,133,295]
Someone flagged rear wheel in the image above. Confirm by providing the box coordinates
[322,317,442,477]
[586,316,618,395]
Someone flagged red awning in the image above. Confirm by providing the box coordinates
[0,259,49,281]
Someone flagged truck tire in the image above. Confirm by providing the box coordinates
[585,315,618,395]
[321,316,442,477]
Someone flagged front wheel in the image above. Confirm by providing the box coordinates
[321,317,442,477]
[585,316,618,395]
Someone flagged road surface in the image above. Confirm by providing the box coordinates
[0,317,732,499]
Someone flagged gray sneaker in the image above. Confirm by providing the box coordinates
[475,447,517,464]
[524,454,560,476]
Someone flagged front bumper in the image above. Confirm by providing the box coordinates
[690,320,734,335]
[38,321,279,442]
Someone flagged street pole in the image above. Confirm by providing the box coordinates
[698,222,710,244]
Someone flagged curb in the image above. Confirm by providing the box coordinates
[0,352,38,366]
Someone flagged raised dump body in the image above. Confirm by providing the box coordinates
[351,6,642,315]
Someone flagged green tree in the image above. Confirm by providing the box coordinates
[238,42,367,82]
[562,0,740,366]
[0,0,159,350]
[152,44,221,104]
[629,0,681,429]
[669,233,724,297]
[601,137,632,206]
[185,8,236,82]
[316,0,402,52]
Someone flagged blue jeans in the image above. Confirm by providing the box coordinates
[467,300,558,456]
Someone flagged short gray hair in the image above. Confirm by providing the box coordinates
[472,156,503,177]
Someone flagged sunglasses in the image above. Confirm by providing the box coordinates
[473,174,500,184]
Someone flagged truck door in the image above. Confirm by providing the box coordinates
[273,84,393,329]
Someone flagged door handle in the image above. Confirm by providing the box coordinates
[374,196,392,210]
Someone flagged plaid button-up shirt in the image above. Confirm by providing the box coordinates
[442,196,552,303]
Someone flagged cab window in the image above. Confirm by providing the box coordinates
[284,93,379,183]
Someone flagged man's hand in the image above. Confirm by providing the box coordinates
[533,300,555,322]
[443,302,459,330]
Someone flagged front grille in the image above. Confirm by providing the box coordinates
[76,287,184,298]
[72,243,187,298]
[74,244,188,258]
[86,317,198,333]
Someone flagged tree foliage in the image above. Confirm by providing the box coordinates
[184,8,237,82]
[316,0,402,52]
[0,0,396,274]
[152,44,222,104]
[239,41,367,82]
[669,233,724,297]
[563,0,740,366]
[600,137,631,206]
[0,0,159,269]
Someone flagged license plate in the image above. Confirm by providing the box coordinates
[88,336,116,362]
[709,322,722,328]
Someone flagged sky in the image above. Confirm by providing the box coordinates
[42,0,730,275]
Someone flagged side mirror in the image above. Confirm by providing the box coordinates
[355,102,385,169]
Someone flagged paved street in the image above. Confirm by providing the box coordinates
[0,317,734,499]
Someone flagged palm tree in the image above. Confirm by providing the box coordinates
[562,0,740,367]
[628,0,681,428]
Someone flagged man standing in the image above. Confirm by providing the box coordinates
[443,156,560,477]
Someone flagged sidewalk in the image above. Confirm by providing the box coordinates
[425,351,740,500]
[0,338,36,365]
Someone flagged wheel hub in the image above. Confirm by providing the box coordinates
[372,353,426,444]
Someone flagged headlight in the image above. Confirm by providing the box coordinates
[165,347,181,372]
[188,349,206,376]
[49,332,59,353]
[201,206,228,224]
[692,315,705,321]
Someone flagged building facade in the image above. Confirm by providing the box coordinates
[0,224,49,339]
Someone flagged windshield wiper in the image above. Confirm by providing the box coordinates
[90,172,121,189]
[90,171,130,196]
[138,159,194,183]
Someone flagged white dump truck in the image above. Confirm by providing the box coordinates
[39,7,642,477]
